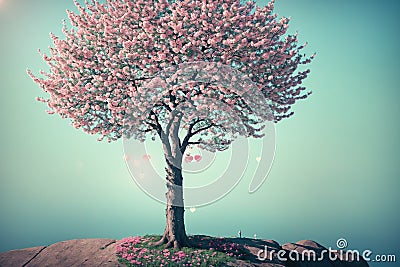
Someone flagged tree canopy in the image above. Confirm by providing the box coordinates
[28,0,314,147]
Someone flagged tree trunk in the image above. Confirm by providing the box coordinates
[154,160,191,249]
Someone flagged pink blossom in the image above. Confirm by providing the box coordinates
[28,0,313,144]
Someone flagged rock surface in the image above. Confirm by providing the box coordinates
[0,239,122,267]
[0,237,369,267]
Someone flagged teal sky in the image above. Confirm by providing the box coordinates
[0,0,399,264]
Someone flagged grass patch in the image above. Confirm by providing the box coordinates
[116,235,246,266]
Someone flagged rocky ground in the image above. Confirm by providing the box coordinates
[0,237,369,267]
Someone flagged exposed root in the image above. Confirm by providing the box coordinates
[152,234,167,247]
[153,232,193,249]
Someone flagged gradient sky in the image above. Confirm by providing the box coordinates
[0,1,399,266]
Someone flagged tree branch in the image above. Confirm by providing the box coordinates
[139,128,153,133]
[145,111,163,136]
[191,123,215,136]
[188,141,201,145]
[180,118,205,153]
[165,109,182,136]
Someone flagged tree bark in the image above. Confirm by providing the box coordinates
[154,160,191,249]
[152,112,192,249]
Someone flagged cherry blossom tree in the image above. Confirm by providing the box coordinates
[28,0,314,249]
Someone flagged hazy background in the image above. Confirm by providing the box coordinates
[0,0,399,266]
